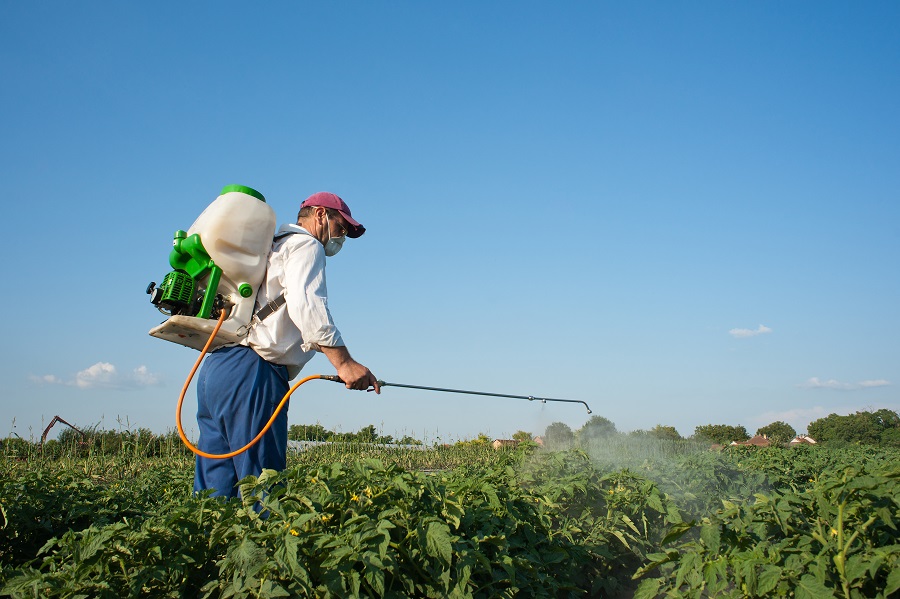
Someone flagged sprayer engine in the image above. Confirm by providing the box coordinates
[146,271,228,319]
[148,271,194,314]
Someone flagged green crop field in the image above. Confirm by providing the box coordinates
[1,435,898,598]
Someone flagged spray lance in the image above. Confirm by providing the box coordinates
[318,376,593,414]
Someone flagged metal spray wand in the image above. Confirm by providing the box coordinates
[320,375,593,414]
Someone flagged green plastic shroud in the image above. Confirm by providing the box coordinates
[160,271,194,307]
[168,230,221,319]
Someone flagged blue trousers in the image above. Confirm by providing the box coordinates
[193,345,290,498]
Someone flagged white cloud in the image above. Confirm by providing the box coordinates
[29,362,162,389]
[799,377,892,391]
[729,324,772,338]
[28,374,64,385]
[858,379,891,388]
[130,365,160,386]
[75,362,117,389]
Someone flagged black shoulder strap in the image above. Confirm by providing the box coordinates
[254,294,286,322]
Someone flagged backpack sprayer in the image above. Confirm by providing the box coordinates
[148,185,593,459]
[146,184,277,350]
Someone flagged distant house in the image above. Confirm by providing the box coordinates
[789,435,817,446]
[731,435,771,447]
[492,439,520,450]
[532,436,544,447]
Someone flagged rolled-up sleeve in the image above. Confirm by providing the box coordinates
[282,239,344,352]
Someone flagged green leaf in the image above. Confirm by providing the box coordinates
[425,521,453,566]
[886,567,900,596]
[674,551,700,589]
[795,574,835,599]
[703,558,728,593]
[363,559,386,596]
[843,554,870,586]
[700,523,720,551]
[633,577,662,599]
[258,579,291,598]
[757,565,782,596]
[621,514,640,534]
[479,483,501,509]
[611,529,632,551]
[645,552,673,563]
[660,521,694,546]
[875,506,895,530]
[229,538,268,579]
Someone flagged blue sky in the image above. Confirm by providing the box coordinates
[2,2,897,443]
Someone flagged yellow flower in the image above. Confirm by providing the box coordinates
[830,528,838,537]
[290,529,299,536]
[311,477,318,484]
[364,486,373,497]
[321,514,332,522]
[350,493,359,501]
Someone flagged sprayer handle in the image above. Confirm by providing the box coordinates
[320,374,385,393]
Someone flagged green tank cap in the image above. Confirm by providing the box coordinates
[238,283,254,298]
[220,184,266,202]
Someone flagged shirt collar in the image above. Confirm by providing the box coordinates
[276,223,314,237]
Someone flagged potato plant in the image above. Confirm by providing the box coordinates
[634,462,900,598]
[1,440,899,597]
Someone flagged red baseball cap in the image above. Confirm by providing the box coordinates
[300,192,366,238]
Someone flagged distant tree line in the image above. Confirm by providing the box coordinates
[287,423,422,446]
[537,408,900,450]
[807,410,900,448]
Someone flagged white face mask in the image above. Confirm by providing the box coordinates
[323,214,346,257]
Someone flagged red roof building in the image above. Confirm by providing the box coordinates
[731,435,771,447]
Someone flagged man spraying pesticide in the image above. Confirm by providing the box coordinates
[147,185,592,498]
[148,186,379,497]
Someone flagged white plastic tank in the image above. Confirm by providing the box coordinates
[149,184,277,350]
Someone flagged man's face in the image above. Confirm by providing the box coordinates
[313,206,349,245]
[328,213,349,240]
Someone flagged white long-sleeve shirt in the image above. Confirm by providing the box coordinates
[243,223,344,379]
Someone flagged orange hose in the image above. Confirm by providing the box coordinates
[175,308,323,459]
